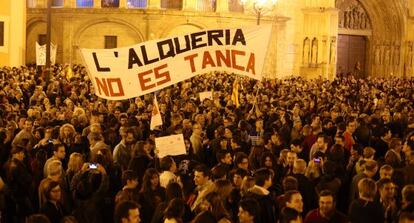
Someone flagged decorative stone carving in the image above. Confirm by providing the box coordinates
[311,38,318,64]
[405,41,414,75]
[303,37,311,65]
[337,0,371,30]
[329,37,336,64]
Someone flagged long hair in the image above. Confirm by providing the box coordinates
[140,168,159,193]
[204,192,230,221]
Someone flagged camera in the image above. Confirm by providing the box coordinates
[47,139,53,144]
[89,163,98,169]
[314,158,321,163]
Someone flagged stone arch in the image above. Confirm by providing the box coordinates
[26,18,60,64]
[73,18,144,46]
[72,18,144,63]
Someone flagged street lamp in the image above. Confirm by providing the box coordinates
[240,0,277,25]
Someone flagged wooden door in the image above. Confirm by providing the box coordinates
[337,35,367,75]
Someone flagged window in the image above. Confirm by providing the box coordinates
[102,0,119,7]
[196,0,216,12]
[77,0,93,7]
[105,36,117,49]
[38,34,47,45]
[127,0,147,8]
[161,0,182,9]
[228,0,243,12]
[52,0,64,7]
[0,22,4,46]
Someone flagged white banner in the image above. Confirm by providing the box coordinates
[155,134,186,158]
[81,26,272,100]
[36,42,57,66]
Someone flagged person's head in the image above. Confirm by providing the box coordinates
[212,179,233,200]
[11,146,25,161]
[363,160,378,178]
[194,165,211,186]
[315,134,328,150]
[377,178,395,201]
[260,152,275,168]
[122,170,139,188]
[402,185,414,206]
[114,200,140,223]
[253,168,272,189]
[24,118,34,131]
[287,151,297,166]
[44,180,62,203]
[53,143,66,160]
[192,123,203,136]
[282,176,298,192]
[141,168,159,191]
[216,151,232,165]
[238,198,260,223]
[285,190,303,213]
[165,182,183,201]
[318,190,336,218]
[358,178,377,201]
[67,152,84,173]
[160,156,177,173]
[290,139,303,154]
[293,159,307,175]
[164,198,186,220]
[231,168,248,188]
[235,152,249,170]
[362,147,375,160]
[279,207,302,223]
[47,160,63,181]
[346,117,357,134]
[379,164,394,180]
[403,140,414,157]
[201,192,230,220]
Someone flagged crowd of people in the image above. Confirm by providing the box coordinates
[0,64,414,223]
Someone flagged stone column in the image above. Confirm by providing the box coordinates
[119,0,127,8]
[183,0,196,10]
[93,0,101,8]
[147,0,161,9]
[216,0,229,12]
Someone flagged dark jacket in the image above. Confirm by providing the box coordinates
[348,199,384,223]
[245,185,277,223]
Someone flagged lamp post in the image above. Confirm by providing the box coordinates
[240,0,277,25]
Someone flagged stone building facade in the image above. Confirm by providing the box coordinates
[25,0,414,78]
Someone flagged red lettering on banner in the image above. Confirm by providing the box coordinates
[154,64,171,85]
[216,50,231,67]
[202,51,216,69]
[183,50,255,75]
[138,63,171,91]
[231,50,245,71]
[184,53,198,72]
[94,77,125,97]
[138,70,156,91]
[246,53,255,75]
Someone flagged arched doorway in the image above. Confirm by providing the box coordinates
[336,0,371,77]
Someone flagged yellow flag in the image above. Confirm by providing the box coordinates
[231,78,240,108]
[66,66,73,80]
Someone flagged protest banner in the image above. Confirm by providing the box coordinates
[81,26,272,100]
[36,42,57,66]
[155,134,186,158]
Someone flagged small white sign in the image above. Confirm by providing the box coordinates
[155,134,186,158]
[199,91,213,101]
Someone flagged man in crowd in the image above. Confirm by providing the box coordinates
[304,190,348,223]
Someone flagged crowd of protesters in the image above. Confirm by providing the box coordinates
[1,64,414,223]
